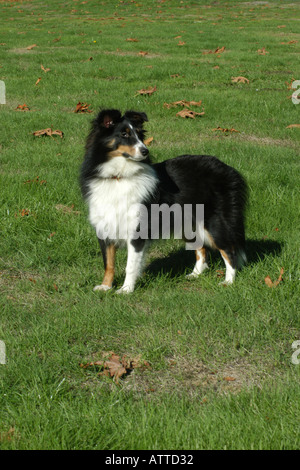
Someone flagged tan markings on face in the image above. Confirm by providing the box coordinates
[108,144,136,158]
[107,138,116,149]
[102,244,116,288]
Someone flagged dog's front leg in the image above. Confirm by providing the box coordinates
[116,239,147,294]
[93,240,116,292]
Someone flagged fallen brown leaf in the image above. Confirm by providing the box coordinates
[231,76,249,84]
[176,108,205,119]
[0,427,15,442]
[80,352,151,384]
[55,204,80,215]
[27,44,37,50]
[41,64,51,73]
[264,267,284,288]
[126,38,138,42]
[257,47,269,55]
[224,376,236,382]
[136,85,157,96]
[35,77,42,86]
[33,128,64,138]
[24,176,47,185]
[15,209,30,218]
[264,276,274,288]
[286,78,296,90]
[164,99,202,109]
[203,46,225,55]
[286,124,300,129]
[212,127,239,133]
[74,102,93,113]
[16,103,30,111]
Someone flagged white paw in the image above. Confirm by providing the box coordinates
[115,285,134,294]
[93,284,112,292]
[219,279,234,286]
[186,264,208,279]
[186,272,199,280]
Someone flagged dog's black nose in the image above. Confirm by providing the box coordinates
[141,147,149,156]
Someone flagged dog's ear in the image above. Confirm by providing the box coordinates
[95,109,122,129]
[124,111,148,127]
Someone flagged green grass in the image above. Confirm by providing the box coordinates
[0,0,300,450]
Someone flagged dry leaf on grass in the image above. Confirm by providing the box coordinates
[231,76,249,84]
[285,78,296,90]
[74,102,93,113]
[24,176,46,185]
[126,37,138,42]
[0,427,16,442]
[176,108,205,119]
[55,204,80,215]
[212,127,239,133]
[41,64,51,73]
[264,267,284,288]
[15,209,30,218]
[80,352,151,384]
[27,44,37,50]
[135,85,157,96]
[33,128,64,138]
[286,124,300,129]
[257,47,269,55]
[164,99,202,109]
[35,77,42,86]
[16,103,30,111]
[203,46,225,55]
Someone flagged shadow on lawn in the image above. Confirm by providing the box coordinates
[145,239,282,278]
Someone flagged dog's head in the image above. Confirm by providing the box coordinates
[93,109,149,162]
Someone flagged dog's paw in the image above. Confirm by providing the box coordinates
[185,272,199,280]
[93,284,111,292]
[115,285,134,294]
[218,279,234,286]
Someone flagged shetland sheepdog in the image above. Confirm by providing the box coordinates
[80,109,247,293]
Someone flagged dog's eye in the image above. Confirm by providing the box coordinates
[121,131,129,138]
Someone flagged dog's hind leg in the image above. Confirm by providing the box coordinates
[219,248,237,285]
[186,247,209,279]
[94,241,116,292]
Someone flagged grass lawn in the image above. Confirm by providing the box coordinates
[0,0,300,450]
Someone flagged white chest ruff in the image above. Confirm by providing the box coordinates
[87,162,158,244]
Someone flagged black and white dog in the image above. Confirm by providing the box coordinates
[80,109,247,293]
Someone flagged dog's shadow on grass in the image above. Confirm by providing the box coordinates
[145,239,282,279]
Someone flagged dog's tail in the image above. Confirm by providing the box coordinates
[237,248,247,269]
